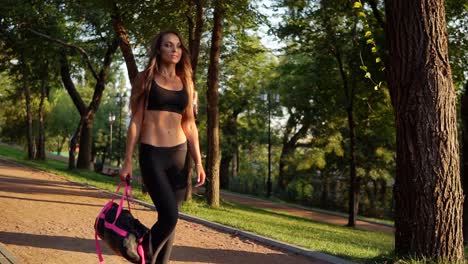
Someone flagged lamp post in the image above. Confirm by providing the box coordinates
[108,112,116,164]
[116,93,125,167]
[262,91,279,197]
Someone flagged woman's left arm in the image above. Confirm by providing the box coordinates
[184,120,206,187]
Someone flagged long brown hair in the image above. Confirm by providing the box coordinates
[130,30,195,126]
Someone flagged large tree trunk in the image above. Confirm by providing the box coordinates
[36,62,48,160]
[206,0,224,207]
[21,56,34,160]
[385,0,464,260]
[460,80,468,245]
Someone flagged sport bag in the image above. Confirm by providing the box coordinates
[94,180,149,264]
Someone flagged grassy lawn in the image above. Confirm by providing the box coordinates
[0,144,394,263]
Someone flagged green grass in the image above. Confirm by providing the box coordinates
[182,196,393,263]
[0,144,395,263]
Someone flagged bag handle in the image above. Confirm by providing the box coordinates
[113,179,133,224]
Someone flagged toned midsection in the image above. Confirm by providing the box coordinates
[140,110,187,147]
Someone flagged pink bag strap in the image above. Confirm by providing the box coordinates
[137,244,145,264]
[95,222,105,264]
[113,180,133,224]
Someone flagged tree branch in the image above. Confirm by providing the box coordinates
[26,28,99,80]
[110,1,138,83]
[296,142,314,148]
[59,52,87,116]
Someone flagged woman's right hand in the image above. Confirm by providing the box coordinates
[119,161,133,182]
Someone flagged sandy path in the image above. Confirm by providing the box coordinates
[0,158,322,264]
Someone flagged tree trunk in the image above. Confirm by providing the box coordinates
[21,57,34,160]
[205,0,224,207]
[36,62,48,160]
[346,105,358,227]
[333,41,359,227]
[187,0,204,76]
[77,119,93,169]
[385,0,464,259]
[460,80,468,245]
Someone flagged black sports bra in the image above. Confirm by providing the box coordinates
[146,79,188,114]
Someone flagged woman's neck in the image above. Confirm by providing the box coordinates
[159,63,177,79]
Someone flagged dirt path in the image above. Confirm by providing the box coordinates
[0,158,322,264]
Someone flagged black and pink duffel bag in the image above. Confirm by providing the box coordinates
[94,180,149,264]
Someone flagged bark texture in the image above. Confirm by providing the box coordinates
[385,0,464,259]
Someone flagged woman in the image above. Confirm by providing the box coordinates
[119,30,206,264]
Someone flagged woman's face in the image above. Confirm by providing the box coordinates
[159,33,182,65]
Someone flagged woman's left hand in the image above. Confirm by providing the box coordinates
[194,164,206,187]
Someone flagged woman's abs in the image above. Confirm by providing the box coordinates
[140,110,187,147]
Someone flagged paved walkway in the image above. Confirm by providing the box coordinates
[0,158,337,264]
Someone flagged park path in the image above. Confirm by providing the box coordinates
[198,190,394,234]
[0,158,322,264]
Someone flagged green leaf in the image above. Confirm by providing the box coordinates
[376,57,381,63]
[360,65,368,71]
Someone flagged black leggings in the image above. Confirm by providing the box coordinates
[139,141,189,264]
